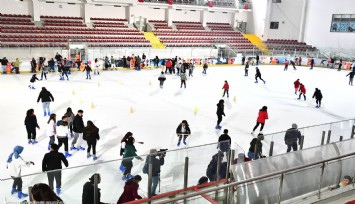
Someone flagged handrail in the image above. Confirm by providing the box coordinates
[147,151,355,204]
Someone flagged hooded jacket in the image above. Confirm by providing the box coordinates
[37,88,54,103]
[312,89,323,100]
[7,146,30,177]
[117,180,142,203]
[284,125,302,145]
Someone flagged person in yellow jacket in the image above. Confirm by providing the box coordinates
[12,58,21,74]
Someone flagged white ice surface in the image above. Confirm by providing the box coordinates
[1,65,354,203]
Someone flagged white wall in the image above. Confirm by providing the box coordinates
[266,0,303,40]
[0,0,31,15]
[205,11,231,23]
[131,6,166,21]
[248,0,267,37]
[169,9,201,22]
[39,2,83,17]
[304,0,355,50]
[85,4,126,19]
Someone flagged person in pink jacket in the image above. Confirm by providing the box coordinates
[251,106,268,134]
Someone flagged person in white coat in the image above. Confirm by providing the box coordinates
[7,146,34,198]
[46,114,57,150]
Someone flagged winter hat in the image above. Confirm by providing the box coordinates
[292,123,298,129]
[257,133,264,140]
[161,71,164,74]
[7,146,24,163]
[198,176,209,185]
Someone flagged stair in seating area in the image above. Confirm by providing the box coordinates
[144,32,165,49]
[243,34,270,55]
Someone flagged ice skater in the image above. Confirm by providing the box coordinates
[222,80,229,98]
[71,110,85,151]
[158,71,166,89]
[94,58,100,75]
[310,57,315,70]
[83,63,92,80]
[83,121,100,161]
[298,83,306,100]
[57,115,72,158]
[40,64,48,80]
[284,60,289,71]
[255,67,266,84]
[176,120,191,146]
[28,74,39,89]
[294,79,300,95]
[202,62,208,74]
[180,72,187,88]
[244,61,249,76]
[59,64,69,81]
[216,99,225,130]
[290,60,297,70]
[312,88,323,108]
[46,113,56,150]
[64,107,75,138]
[251,106,268,134]
[338,58,343,71]
[7,146,34,198]
[37,87,54,116]
[188,62,194,77]
[25,109,40,144]
[121,137,143,180]
[346,71,355,86]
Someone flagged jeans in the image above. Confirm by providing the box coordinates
[122,159,133,176]
[57,137,69,151]
[248,151,259,160]
[159,81,164,88]
[42,102,50,113]
[86,71,91,79]
[49,135,55,145]
[47,170,62,189]
[223,90,229,98]
[61,71,68,79]
[217,114,223,126]
[178,134,188,143]
[11,177,22,191]
[72,132,83,147]
[202,68,207,74]
[87,140,97,155]
[180,80,186,88]
[152,176,160,195]
[287,143,298,152]
[41,70,47,80]
[2,65,6,73]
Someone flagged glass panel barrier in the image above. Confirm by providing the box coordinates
[236,176,281,204]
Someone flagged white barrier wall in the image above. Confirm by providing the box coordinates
[39,1,83,17]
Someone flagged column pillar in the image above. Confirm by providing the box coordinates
[298,0,308,42]
[126,5,134,24]
[31,0,40,22]
[200,10,207,27]
[166,7,173,26]
[263,0,273,41]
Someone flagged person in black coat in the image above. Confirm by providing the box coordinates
[83,63,92,80]
[176,120,191,146]
[1,57,9,74]
[290,60,297,70]
[83,121,100,160]
[42,144,68,194]
[60,64,69,81]
[244,61,249,76]
[206,152,226,181]
[218,129,231,153]
[256,54,260,65]
[346,71,355,86]
[143,149,165,196]
[284,123,301,152]
[255,67,265,84]
[31,58,37,73]
[312,88,323,108]
[247,133,264,160]
[242,55,246,65]
[48,58,55,72]
[72,110,85,151]
[55,53,62,64]
[25,109,40,144]
[310,57,315,70]
[216,99,225,130]
[82,174,107,204]
[29,74,39,89]
[37,87,54,117]
[338,58,343,71]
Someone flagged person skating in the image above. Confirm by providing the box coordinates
[94,58,100,75]
[165,59,172,74]
[7,146,34,198]
[12,58,21,74]
[202,62,208,74]
[188,62,194,77]
[216,99,225,130]
[46,114,57,150]
[59,63,69,81]
[338,58,342,71]
[346,71,355,86]
[242,55,246,65]
[284,123,302,152]
[56,116,72,158]
[42,143,69,195]
[180,71,187,88]
[71,110,85,151]
[298,83,306,101]
[244,61,249,76]
[312,88,323,108]
[83,63,92,80]
[176,120,191,146]
[29,74,39,89]
[255,67,266,84]
[247,133,264,160]
[25,109,40,144]
[222,80,229,98]
[158,71,166,89]
[251,106,268,134]
[31,57,37,73]
[154,56,159,68]
[121,137,143,181]
[37,87,54,116]
[294,79,300,95]
[83,121,100,161]
[40,63,48,80]
[290,60,297,70]
[256,54,260,65]
[64,107,75,138]
[310,57,315,70]
[284,60,289,71]
[117,175,142,203]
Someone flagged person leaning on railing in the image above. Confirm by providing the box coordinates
[142,149,165,196]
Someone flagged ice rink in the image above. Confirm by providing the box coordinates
[1,64,354,203]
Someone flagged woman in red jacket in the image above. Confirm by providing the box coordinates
[251,106,268,134]
[298,83,306,101]
[117,175,142,203]
[294,79,300,95]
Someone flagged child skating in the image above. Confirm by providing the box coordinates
[255,67,266,84]
[222,81,229,98]
[251,106,268,134]
[294,79,300,95]
[28,74,39,89]
[298,83,306,100]
[83,63,92,80]
[216,99,225,130]
[158,71,166,89]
